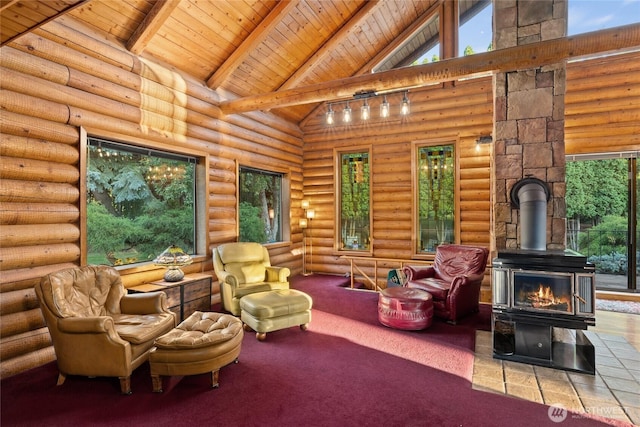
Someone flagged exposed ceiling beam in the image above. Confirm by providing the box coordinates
[0,0,89,47]
[206,0,299,90]
[278,0,381,91]
[0,1,20,12]
[300,0,442,127]
[126,0,180,55]
[220,23,640,115]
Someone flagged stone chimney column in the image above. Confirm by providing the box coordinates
[491,0,568,252]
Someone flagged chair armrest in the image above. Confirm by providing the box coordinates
[219,271,240,288]
[58,316,116,334]
[265,266,290,283]
[403,265,435,281]
[121,292,168,314]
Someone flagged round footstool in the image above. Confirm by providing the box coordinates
[378,287,433,330]
[149,311,243,392]
[240,289,312,341]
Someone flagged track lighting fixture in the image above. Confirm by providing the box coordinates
[324,90,410,125]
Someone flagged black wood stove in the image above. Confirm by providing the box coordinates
[492,250,596,374]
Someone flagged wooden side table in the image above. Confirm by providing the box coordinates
[129,273,212,322]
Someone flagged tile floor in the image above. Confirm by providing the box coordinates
[472,329,640,425]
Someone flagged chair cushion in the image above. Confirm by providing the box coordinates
[46,266,125,317]
[113,313,176,345]
[217,242,265,264]
[224,262,266,284]
[408,278,450,300]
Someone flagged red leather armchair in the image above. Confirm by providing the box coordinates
[403,244,489,324]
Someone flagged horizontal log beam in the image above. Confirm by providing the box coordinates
[220,23,640,114]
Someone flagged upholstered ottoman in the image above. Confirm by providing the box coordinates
[240,289,312,341]
[149,311,243,392]
[378,287,433,330]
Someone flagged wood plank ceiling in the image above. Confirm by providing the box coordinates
[1,0,456,123]
[6,1,635,125]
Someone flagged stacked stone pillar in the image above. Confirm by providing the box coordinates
[491,0,568,251]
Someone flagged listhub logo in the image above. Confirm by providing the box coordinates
[548,404,568,423]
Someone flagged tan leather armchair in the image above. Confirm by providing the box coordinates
[213,242,290,315]
[35,265,176,394]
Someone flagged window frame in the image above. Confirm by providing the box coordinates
[237,164,291,246]
[334,146,373,256]
[411,139,460,259]
[80,128,209,269]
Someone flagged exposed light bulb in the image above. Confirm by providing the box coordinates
[401,92,410,115]
[380,96,390,118]
[343,103,352,123]
[326,104,334,125]
[361,99,370,120]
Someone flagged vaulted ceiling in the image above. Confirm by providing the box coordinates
[1,0,490,123]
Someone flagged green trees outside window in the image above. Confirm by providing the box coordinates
[239,167,282,244]
[417,145,455,253]
[566,157,637,289]
[338,151,371,251]
[87,138,196,266]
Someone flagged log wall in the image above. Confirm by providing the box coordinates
[301,78,494,294]
[0,15,637,380]
[0,20,304,378]
[299,50,640,299]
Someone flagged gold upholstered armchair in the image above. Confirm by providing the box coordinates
[213,242,290,315]
[35,265,176,394]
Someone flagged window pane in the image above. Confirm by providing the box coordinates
[417,145,455,253]
[376,12,440,70]
[569,0,639,36]
[87,138,195,266]
[566,157,630,290]
[339,152,370,251]
[239,168,282,244]
[459,0,492,57]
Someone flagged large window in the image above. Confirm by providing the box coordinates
[415,144,456,253]
[86,137,196,266]
[239,167,284,244]
[566,153,638,291]
[337,150,371,252]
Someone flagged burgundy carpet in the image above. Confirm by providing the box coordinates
[1,274,629,427]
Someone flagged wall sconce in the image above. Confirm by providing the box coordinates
[475,135,493,152]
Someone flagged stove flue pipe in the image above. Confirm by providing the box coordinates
[510,177,550,251]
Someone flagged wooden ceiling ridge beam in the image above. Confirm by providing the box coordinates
[206,0,300,90]
[0,0,89,47]
[220,23,640,115]
[278,0,382,91]
[126,0,180,55]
